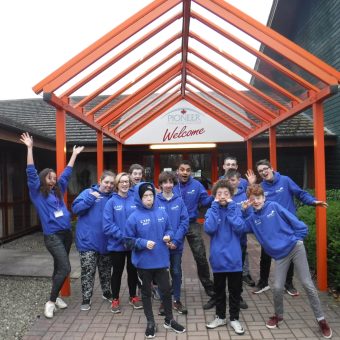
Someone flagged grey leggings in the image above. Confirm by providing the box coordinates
[273,241,324,319]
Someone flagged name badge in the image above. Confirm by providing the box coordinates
[54,210,64,218]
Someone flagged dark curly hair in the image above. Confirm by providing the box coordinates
[38,168,62,199]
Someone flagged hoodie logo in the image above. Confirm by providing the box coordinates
[171,205,179,210]
[114,205,123,211]
[158,217,165,222]
[264,191,268,196]
[266,210,276,218]
[275,187,284,193]
[255,218,262,225]
[158,206,166,210]
[187,189,195,195]
[140,218,151,226]
[131,205,136,209]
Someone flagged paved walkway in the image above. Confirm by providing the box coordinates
[10,235,340,339]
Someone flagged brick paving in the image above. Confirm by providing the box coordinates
[23,234,340,340]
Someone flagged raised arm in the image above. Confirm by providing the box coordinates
[20,132,34,165]
[67,145,85,168]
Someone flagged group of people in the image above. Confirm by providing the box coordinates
[20,132,332,339]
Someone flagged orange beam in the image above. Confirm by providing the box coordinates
[313,101,327,291]
[190,32,302,103]
[96,63,182,127]
[154,153,160,187]
[117,142,123,173]
[77,34,181,109]
[62,14,182,98]
[33,0,181,94]
[246,139,253,170]
[56,108,70,297]
[269,126,277,170]
[181,0,191,96]
[195,0,340,84]
[97,131,104,182]
[192,11,319,92]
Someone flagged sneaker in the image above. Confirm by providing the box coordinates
[111,299,121,314]
[253,282,270,294]
[44,301,56,318]
[318,319,332,339]
[145,322,157,339]
[129,296,143,309]
[80,300,91,311]
[242,274,255,287]
[239,296,248,309]
[230,320,245,335]
[203,296,216,310]
[158,303,165,316]
[285,283,299,297]
[164,319,186,334]
[173,300,188,314]
[102,292,113,302]
[55,297,67,309]
[266,315,283,329]
[206,316,227,329]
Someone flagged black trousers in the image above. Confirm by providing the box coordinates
[137,268,173,324]
[260,246,294,285]
[213,271,242,321]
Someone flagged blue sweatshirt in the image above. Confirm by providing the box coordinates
[204,201,244,272]
[261,172,316,214]
[125,182,173,269]
[26,164,72,235]
[173,176,213,222]
[234,201,308,260]
[72,185,112,254]
[103,192,136,252]
[156,192,189,254]
[220,176,248,192]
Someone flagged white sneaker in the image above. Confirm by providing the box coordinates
[55,297,67,309]
[230,320,245,335]
[44,301,56,318]
[206,316,227,329]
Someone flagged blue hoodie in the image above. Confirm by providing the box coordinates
[261,172,316,214]
[204,201,244,272]
[26,164,72,235]
[72,184,112,254]
[125,182,173,269]
[173,176,213,222]
[157,192,189,254]
[103,192,136,252]
[220,176,248,192]
[234,201,308,260]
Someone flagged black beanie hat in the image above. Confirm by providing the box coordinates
[139,183,155,199]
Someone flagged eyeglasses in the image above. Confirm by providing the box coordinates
[119,180,129,184]
[258,167,270,174]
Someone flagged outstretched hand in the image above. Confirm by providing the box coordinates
[73,145,84,155]
[314,200,328,208]
[20,132,33,148]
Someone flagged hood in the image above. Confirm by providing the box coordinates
[157,191,180,202]
[134,182,156,209]
[264,171,281,185]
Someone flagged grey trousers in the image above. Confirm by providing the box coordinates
[273,241,324,319]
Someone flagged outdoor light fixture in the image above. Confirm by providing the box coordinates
[149,143,216,150]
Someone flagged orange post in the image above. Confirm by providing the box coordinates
[313,102,327,291]
[97,131,104,182]
[246,139,253,170]
[211,149,218,184]
[56,108,71,297]
[269,126,277,170]
[154,153,160,187]
[117,142,123,173]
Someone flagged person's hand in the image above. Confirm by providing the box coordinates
[242,198,254,210]
[20,132,33,148]
[226,198,233,203]
[73,145,84,155]
[314,200,328,208]
[246,169,257,185]
[146,241,156,249]
[90,191,101,198]
[166,242,177,250]
[163,235,171,243]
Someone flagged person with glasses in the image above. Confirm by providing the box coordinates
[254,159,328,296]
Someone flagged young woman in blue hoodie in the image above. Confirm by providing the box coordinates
[103,172,141,313]
[238,184,332,339]
[72,170,115,311]
[204,179,245,335]
[20,132,84,319]
[125,182,186,339]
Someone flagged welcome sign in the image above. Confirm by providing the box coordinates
[124,100,244,145]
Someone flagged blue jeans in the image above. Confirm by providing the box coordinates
[170,253,183,301]
[44,230,72,302]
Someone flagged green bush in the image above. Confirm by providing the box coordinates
[297,194,340,290]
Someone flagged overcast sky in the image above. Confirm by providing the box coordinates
[0,0,273,100]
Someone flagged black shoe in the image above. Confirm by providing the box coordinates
[242,274,255,287]
[203,296,216,310]
[164,319,186,334]
[145,322,156,339]
[239,296,248,310]
[205,289,215,297]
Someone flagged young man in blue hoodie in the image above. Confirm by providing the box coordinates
[125,182,186,339]
[255,159,328,296]
[157,171,189,315]
[238,184,332,339]
[173,160,215,309]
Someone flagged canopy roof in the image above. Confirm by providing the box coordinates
[33,0,340,144]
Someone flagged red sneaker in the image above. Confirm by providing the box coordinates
[318,319,332,339]
[129,296,143,309]
[266,315,283,329]
[111,299,121,314]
